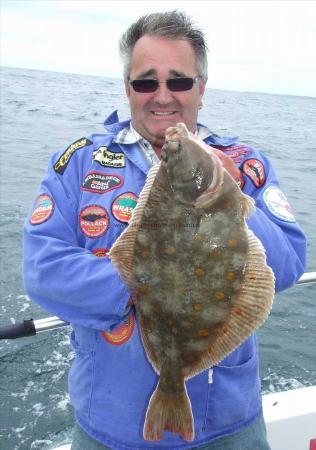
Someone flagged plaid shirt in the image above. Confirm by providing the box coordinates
[113,123,213,167]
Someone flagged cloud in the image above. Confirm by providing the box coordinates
[1,0,316,96]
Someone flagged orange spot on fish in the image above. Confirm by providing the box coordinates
[165,246,175,256]
[226,272,235,281]
[234,308,242,316]
[222,325,229,334]
[228,239,238,248]
[139,285,148,294]
[141,250,150,258]
[195,267,205,277]
[198,329,209,337]
[224,201,232,209]
[215,291,225,301]
[193,303,202,312]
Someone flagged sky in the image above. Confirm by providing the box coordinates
[1,0,316,97]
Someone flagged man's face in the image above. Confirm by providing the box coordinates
[125,35,206,152]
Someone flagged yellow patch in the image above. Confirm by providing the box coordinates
[165,246,175,256]
[139,285,148,294]
[198,329,209,337]
[195,267,205,277]
[193,303,202,312]
[228,239,238,248]
[226,272,235,281]
[215,291,225,301]
[140,250,150,258]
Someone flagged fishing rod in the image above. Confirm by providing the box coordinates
[1,271,315,340]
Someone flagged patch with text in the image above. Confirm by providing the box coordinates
[93,147,126,168]
[79,205,109,238]
[111,192,138,223]
[30,194,54,225]
[81,172,124,194]
[54,137,92,174]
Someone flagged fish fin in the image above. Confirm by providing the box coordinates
[240,192,255,218]
[109,164,161,291]
[184,228,274,378]
[143,380,194,442]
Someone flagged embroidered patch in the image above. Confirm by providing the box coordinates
[263,186,296,222]
[242,159,266,187]
[54,137,92,174]
[30,194,54,225]
[111,192,138,223]
[93,147,126,168]
[92,248,109,257]
[101,312,135,345]
[81,172,124,194]
[79,205,109,238]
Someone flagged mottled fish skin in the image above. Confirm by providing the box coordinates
[109,123,274,442]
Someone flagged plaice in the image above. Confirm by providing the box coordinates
[109,122,275,442]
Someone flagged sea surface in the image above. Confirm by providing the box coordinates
[0,66,315,449]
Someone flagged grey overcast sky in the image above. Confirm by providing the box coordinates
[1,0,316,97]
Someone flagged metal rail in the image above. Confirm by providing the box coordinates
[0,272,315,340]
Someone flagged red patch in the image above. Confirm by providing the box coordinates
[92,248,109,257]
[30,194,54,225]
[101,312,135,345]
[79,205,109,238]
[242,159,266,187]
[81,172,123,194]
[111,192,138,223]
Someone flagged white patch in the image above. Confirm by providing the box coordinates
[263,186,296,223]
[208,368,213,384]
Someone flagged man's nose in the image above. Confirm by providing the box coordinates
[153,82,174,104]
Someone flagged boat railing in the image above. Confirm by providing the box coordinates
[0,271,315,340]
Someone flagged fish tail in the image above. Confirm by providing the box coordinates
[143,381,194,441]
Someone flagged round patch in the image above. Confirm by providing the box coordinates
[92,248,109,257]
[101,312,135,345]
[30,194,54,225]
[79,205,109,238]
[111,192,138,223]
[81,172,123,194]
[263,186,296,222]
[242,158,266,187]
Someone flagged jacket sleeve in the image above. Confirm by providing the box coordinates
[23,155,131,331]
[243,153,306,292]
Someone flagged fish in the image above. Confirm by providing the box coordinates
[109,122,275,442]
[81,213,108,222]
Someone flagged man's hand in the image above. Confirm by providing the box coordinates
[209,146,242,185]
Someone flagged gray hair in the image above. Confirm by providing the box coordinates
[119,10,208,81]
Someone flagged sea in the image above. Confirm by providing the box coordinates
[0,66,315,449]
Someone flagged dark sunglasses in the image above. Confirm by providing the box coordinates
[128,76,202,93]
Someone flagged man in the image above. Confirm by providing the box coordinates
[23,11,306,450]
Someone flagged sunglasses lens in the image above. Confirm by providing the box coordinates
[167,78,194,91]
[131,79,158,93]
